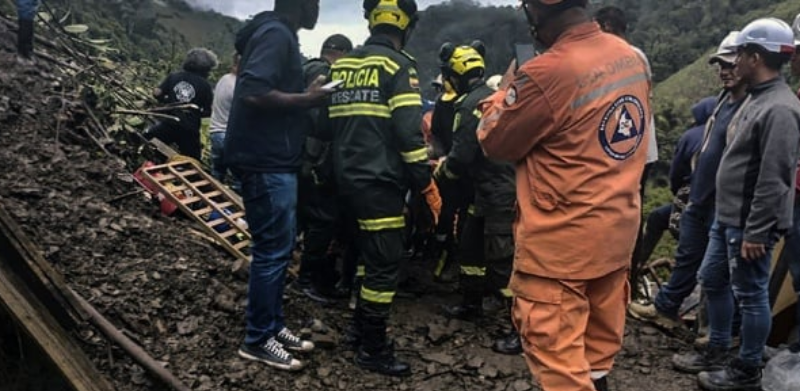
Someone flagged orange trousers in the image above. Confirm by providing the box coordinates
[511,267,629,391]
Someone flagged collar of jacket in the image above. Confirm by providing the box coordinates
[553,21,602,46]
[747,76,784,95]
[365,35,397,51]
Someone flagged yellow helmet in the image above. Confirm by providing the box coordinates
[439,41,486,78]
[364,0,417,31]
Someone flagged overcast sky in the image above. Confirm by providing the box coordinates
[186,0,518,56]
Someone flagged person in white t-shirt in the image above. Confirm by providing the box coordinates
[209,54,240,186]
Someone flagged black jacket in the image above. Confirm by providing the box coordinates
[440,83,515,217]
[320,36,430,195]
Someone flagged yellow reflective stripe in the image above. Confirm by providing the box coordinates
[388,93,422,111]
[329,103,391,119]
[460,266,486,276]
[500,288,513,298]
[358,216,405,231]
[401,147,428,163]
[472,109,483,119]
[334,56,400,75]
[356,265,366,277]
[360,286,395,304]
[433,250,448,277]
[467,205,476,215]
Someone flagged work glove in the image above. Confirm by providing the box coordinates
[432,157,448,182]
[422,179,442,226]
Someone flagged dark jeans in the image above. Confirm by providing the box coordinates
[297,174,340,292]
[778,201,800,342]
[699,220,777,366]
[637,204,674,269]
[16,0,38,20]
[144,121,202,161]
[236,171,297,346]
[654,204,714,318]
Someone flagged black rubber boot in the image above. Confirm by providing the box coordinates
[443,291,483,321]
[672,345,729,374]
[17,18,34,59]
[492,330,523,355]
[342,306,363,351]
[593,376,609,391]
[355,316,410,377]
[697,358,762,391]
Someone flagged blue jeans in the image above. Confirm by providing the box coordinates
[654,204,714,318]
[699,220,777,366]
[210,132,229,182]
[778,202,800,341]
[237,171,297,346]
[16,0,39,20]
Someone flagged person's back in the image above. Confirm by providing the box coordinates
[487,24,650,279]
[225,11,306,172]
[328,41,424,195]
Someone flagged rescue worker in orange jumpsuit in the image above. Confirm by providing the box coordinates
[477,1,651,391]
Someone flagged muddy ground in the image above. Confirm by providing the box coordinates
[0,24,700,391]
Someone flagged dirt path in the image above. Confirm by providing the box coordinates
[0,26,699,391]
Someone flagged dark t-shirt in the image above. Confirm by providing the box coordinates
[224,14,306,173]
[156,71,213,132]
[689,97,744,207]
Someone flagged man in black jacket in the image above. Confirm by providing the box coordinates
[296,34,354,303]
[226,0,329,372]
[433,41,520,355]
[146,48,217,161]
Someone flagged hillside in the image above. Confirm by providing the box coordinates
[651,0,800,162]
[0,0,241,77]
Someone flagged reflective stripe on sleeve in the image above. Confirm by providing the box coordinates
[357,216,405,231]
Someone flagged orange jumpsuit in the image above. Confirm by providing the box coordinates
[477,23,651,391]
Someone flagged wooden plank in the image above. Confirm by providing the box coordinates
[0,206,86,327]
[0,245,115,391]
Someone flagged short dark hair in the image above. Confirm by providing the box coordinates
[741,44,791,71]
[275,0,309,12]
[321,34,353,55]
[595,6,627,36]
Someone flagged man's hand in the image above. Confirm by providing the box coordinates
[305,75,333,107]
[741,240,766,262]
[422,180,442,226]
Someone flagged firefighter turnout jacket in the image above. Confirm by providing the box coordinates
[324,35,430,197]
[440,83,515,220]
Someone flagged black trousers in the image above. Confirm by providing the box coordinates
[297,175,340,291]
[458,211,514,302]
[346,185,408,352]
[144,121,202,162]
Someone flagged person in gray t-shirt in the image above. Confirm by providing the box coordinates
[209,54,239,186]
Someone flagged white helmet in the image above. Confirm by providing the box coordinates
[726,17,795,55]
[792,13,800,46]
[709,31,739,65]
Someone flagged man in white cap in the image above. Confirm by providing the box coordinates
[694,18,800,391]
[631,32,749,362]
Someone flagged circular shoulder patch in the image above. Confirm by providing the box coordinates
[598,95,646,161]
[504,86,518,107]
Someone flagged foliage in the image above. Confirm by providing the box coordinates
[407,0,529,98]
